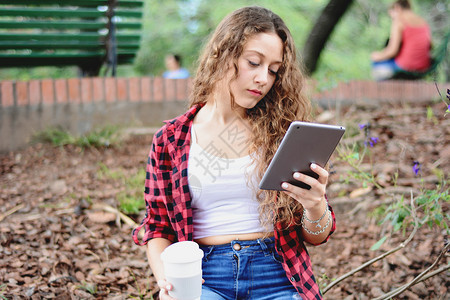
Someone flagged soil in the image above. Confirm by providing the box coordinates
[0,98,448,299]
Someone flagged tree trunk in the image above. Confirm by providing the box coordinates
[302,0,354,75]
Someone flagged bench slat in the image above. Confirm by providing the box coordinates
[0,8,142,18]
[0,51,136,67]
[0,42,103,49]
[0,0,144,8]
[0,33,141,42]
[0,41,140,50]
[0,20,142,30]
[0,50,137,58]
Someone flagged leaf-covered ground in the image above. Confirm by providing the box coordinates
[0,98,448,299]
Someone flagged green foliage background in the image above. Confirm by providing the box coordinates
[0,0,447,83]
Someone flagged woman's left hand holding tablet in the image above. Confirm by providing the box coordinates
[281,163,328,212]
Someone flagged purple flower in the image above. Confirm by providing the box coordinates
[365,136,379,147]
[413,161,420,176]
[360,122,379,147]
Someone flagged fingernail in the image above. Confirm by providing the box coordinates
[294,172,300,179]
[166,285,171,290]
[311,163,317,169]
[281,182,288,189]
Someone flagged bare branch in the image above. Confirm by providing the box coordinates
[0,203,25,222]
[322,223,418,294]
[373,243,450,300]
[323,191,420,294]
[414,262,450,284]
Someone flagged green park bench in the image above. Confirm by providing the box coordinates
[0,0,144,76]
[393,30,449,80]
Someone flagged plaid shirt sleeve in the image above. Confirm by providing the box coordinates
[132,105,200,246]
[132,127,177,245]
[275,203,336,299]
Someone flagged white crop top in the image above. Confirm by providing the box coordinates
[188,125,271,240]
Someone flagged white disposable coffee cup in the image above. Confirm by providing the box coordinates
[160,241,204,300]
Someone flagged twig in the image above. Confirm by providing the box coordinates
[91,203,143,238]
[54,208,75,215]
[80,223,98,238]
[92,203,138,227]
[85,249,103,267]
[373,243,450,300]
[0,203,25,222]
[48,275,79,284]
[413,262,450,284]
[322,224,418,294]
[323,191,419,294]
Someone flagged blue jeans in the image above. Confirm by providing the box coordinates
[371,59,403,80]
[199,237,301,300]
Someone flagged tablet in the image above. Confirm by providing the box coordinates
[259,121,345,191]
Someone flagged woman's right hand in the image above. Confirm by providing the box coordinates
[157,279,176,300]
[157,278,205,299]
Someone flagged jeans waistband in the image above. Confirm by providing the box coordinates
[199,237,275,259]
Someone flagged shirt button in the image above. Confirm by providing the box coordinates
[233,243,241,251]
[290,277,296,282]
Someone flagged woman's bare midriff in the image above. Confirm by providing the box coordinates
[195,232,273,245]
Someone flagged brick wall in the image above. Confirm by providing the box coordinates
[0,77,447,153]
[0,77,192,107]
[313,79,443,104]
[1,77,445,108]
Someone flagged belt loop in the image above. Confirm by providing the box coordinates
[257,238,271,256]
[201,245,215,261]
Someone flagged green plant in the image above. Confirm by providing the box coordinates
[336,143,383,190]
[75,125,120,148]
[426,106,439,125]
[97,164,146,215]
[118,168,146,215]
[127,269,154,300]
[33,128,76,146]
[0,284,8,300]
[33,125,120,148]
[380,184,449,235]
[97,162,124,180]
[76,281,97,295]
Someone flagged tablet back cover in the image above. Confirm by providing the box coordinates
[259,122,345,191]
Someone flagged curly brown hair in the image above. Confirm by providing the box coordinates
[189,6,312,229]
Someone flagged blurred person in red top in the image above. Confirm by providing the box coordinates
[371,0,431,80]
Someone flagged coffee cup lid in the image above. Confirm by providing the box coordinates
[161,241,204,264]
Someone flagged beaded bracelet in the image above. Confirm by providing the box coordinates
[303,207,328,228]
[301,209,331,235]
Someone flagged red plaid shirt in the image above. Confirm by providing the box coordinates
[132,104,336,299]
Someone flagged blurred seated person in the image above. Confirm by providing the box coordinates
[163,54,190,79]
[370,0,431,80]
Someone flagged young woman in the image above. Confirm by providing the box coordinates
[133,6,336,300]
[370,0,431,80]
